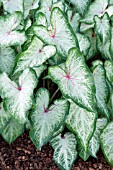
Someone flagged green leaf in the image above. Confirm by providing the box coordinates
[2,0,23,14]
[24,0,40,18]
[33,64,47,79]
[104,60,113,84]
[93,64,110,119]
[78,146,90,161]
[68,0,91,16]
[1,116,24,144]
[0,68,37,123]
[81,0,108,24]
[89,118,108,158]
[0,12,26,47]
[97,35,111,60]
[0,46,16,75]
[80,23,94,32]
[50,132,77,170]
[94,13,110,44]
[36,0,65,25]
[84,29,97,60]
[35,12,47,27]
[33,7,78,59]
[66,100,96,151]
[49,48,96,112]
[0,103,11,133]
[0,103,24,144]
[48,53,64,65]
[14,36,56,74]
[67,10,81,33]
[29,88,69,150]
[110,27,113,56]
[100,122,113,166]
[76,33,91,57]
[53,125,64,138]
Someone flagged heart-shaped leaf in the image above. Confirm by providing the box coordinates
[67,10,81,33]
[100,122,113,166]
[35,12,47,27]
[0,12,26,47]
[104,60,113,84]
[0,103,24,144]
[78,146,90,161]
[76,33,91,57]
[29,88,69,150]
[68,0,91,16]
[66,100,96,151]
[94,13,110,44]
[84,29,97,60]
[89,118,108,158]
[49,48,96,112]
[24,0,40,18]
[81,0,108,24]
[97,35,111,60]
[93,64,110,119]
[14,36,56,74]
[50,132,77,170]
[33,7,78,58]
[36,0,64,25]
[2,0,23,14]
[33,64,47,79]
[0,46,16,75]
[0,68,37,123]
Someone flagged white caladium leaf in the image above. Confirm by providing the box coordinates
[68,0,91,16]
[67,10,81,33]
[76,33,91,57]
[0,103,11,133]
[89,118,108,158]
[0,68,37,123]
[34,7,78,59]
[84,29,97,60]
[97,35,111,60]
[78,146,90,161]
[110,0,113,4]
[93,64,110,119]
[48,53,64,65]
[33,64,47,79]
[14,36,56,74]
[66,100,96,151]
[81,0,108,24]
[2,0,23,13]
[0,46,16,75]
[0,102,24,144]
[50,132,77,170]
[24,0,40,18]
[94,13,110,44]
[49,48,96,112]
[104,60,113,84]
[53,125,64,138]
[105,5,113,17]
[80,23,94,32]
[24,18,32,31]
[110,27,113,56]
[1,116,24,144]
[35,12,47,27]
[0,12,26,47]
[100,122,113,166]
[36,0,64,25]
[30,88,69,150]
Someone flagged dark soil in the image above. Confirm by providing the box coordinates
[0,132,113,170]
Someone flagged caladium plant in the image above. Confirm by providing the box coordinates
[1,0,113,169]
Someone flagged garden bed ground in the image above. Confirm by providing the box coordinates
[0,131,112,170]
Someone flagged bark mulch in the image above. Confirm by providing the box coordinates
[0,131,113,170]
